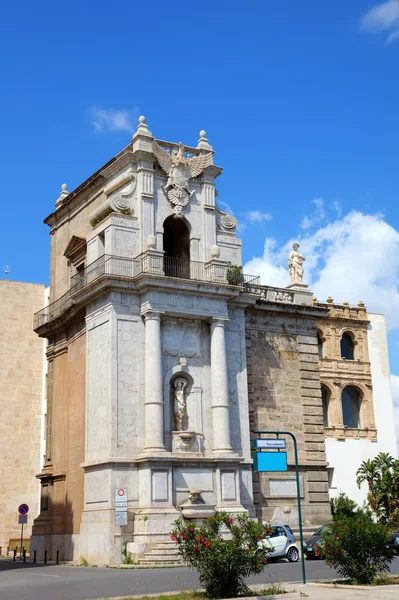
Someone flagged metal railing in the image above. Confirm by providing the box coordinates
[34,254,260,329]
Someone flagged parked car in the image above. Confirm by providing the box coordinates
[303,524,331,559]
[390,529,399,555]
[260,524,299,562]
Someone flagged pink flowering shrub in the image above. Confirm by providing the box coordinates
[170,511,270,598]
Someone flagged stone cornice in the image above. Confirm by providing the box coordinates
[245,301,328,319]
[44,145,133,229]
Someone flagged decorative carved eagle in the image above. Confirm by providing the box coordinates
[152,140,213,216]
[152,140,213,179]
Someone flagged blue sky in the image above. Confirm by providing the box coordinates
[1,1,399,438]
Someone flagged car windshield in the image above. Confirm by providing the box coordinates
[314,525,331,535]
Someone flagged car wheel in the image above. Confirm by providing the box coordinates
[287,547,299,562]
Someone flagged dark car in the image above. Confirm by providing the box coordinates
[303,524,331,559]
[390,530,399,555]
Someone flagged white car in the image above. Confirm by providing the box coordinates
[260,525,299,562]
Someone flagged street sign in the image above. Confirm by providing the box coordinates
[116,511,128,526]
[114,488,127,502]
[115,501,128,508]
[18,504,29,515]
[252,438,286,450]
[18,515,28,524]
[253,451,288,472]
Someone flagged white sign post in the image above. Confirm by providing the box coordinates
[114,488,128,563]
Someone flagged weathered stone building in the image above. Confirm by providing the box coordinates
[30,117,397,564]
[0,280,47,551]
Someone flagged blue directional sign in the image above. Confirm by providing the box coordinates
[18,504,29,516]
[253,451,288,472]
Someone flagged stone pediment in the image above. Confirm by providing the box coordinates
[63,235,87,266]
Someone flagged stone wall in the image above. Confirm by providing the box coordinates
[245,305,331,526]
[0,281,46,550]
[31,320,86,560]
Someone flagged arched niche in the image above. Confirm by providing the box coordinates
[162,365,203,451]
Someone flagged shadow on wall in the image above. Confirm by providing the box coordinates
[30,499,78,563]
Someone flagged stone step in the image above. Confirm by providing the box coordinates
[138,557,182,565]
[145,550,181,556]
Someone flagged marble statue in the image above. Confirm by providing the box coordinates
[288,243,305,284]
[153,140,213,217]
[173,377,188,430]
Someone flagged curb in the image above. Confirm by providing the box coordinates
[91,590,301,600]
[92,595,300,600]
[306,581,399,590]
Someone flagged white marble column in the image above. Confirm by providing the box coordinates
[210,319,233,453]
[144,312,165,451]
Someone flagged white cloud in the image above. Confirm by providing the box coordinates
[245,210,273,224]
[390,374,399,452]
[244,208,399,451]
[360,0,399,44]
[244,210,399,330]
[301,198,326,230]
[90,106,139,133]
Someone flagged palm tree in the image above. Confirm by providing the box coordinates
[356,458,378,512]
[356,454,399,525]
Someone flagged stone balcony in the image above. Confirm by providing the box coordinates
[33,253,260,330]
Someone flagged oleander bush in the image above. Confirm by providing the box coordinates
[170,511,270,598]
[319,508,393,585]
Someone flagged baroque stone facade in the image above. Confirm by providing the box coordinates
[0,280,47,550]
[30,117,397,564]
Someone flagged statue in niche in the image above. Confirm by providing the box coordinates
[288,243,306,284]
[173,377,188,430]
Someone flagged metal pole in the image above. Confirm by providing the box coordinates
[120,526,123,564]
[253,429,307,585]
[56,550,59,564]
[44,550,47,564]
[20,521,24,561]
[33,550,37,564]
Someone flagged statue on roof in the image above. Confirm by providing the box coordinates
[153,140,213,217]
[288,243,306,284]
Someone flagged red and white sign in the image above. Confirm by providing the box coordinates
[114,488,128,504]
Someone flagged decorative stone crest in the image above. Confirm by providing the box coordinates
[152,140,213,217]
[219,214,238,231]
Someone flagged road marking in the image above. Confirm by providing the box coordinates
[32,574,62,578]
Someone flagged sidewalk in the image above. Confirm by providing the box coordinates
[284,583,399,599]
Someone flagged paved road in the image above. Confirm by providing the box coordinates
[0,557,398,600]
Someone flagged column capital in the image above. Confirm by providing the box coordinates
[141,308,165,320]
[210,317,229,329]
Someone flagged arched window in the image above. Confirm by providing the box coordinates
[163,216,190,278]
[342,386,361,428]
[340,332,354,360]
[321,386,329,427]
[317,331,324,359]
